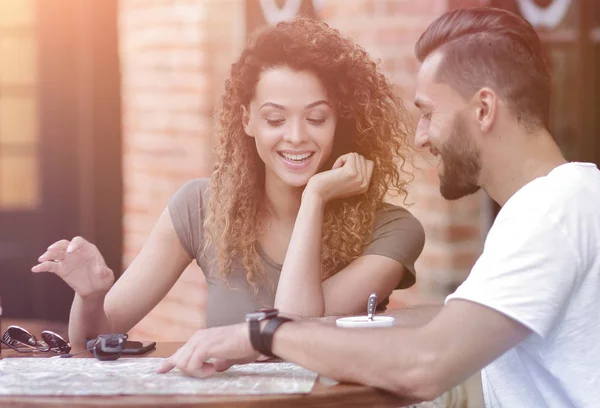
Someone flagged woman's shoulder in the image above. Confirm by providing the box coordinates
[374,202,423,230]
[168,178,212,260]
[169,178,211,205]
[366,202,425,290]
[168,178,212,221]
[176,177,211,195]
[372,202,426,251]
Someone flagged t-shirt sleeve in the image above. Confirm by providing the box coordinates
[362,204,426,289]
[167,178,209,261]
[445,212,581,339]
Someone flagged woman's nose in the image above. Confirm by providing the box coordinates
[283,120,308,145]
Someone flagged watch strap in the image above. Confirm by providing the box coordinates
[248,319,267,355]
[261,316,293,358]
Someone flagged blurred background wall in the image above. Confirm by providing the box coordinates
[1,0,598,342]
[0,0,122,322]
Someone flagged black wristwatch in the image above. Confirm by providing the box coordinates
[245,308,292,358]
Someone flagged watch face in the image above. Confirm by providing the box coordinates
[245,312,264,322]
[245,309,278,322]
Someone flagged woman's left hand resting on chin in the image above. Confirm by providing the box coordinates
[304,152,374,203]
[157,324,258,378]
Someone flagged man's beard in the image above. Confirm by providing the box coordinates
[438,113,482,200]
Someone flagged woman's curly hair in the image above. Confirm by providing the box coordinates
[204,17,414,291]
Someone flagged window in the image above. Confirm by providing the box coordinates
[0,0,40,210]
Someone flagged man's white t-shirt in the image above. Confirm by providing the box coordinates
[446,162,600,408]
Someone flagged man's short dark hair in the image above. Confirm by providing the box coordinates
[415,7,551,130]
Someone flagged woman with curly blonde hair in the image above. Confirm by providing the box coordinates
[32,17,424,346]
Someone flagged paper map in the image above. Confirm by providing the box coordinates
[0,358,318,396]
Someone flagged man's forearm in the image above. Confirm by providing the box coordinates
[271,320,436,400]
[384,304,442,327]
[68,293,113,347]
[272,304,445,400]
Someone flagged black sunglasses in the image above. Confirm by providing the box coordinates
[1,325,71,354]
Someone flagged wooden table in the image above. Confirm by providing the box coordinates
[1,319,410,407]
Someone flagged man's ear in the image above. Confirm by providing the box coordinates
[241,105,253,137]
[474,87,497,133]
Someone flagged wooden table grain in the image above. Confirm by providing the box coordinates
[0,318,410,408]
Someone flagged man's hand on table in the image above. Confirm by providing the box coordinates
[156,323,260,378]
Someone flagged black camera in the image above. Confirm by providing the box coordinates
[87,333,128,361]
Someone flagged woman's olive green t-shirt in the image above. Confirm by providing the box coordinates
[168,178,425,328]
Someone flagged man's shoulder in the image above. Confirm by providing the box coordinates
[545,162,600,197]
[501,162,600,220]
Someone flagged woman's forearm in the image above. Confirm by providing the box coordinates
[68,293,113,348]
[274,190,326,317]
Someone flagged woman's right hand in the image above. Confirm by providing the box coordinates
[31,237,114,299]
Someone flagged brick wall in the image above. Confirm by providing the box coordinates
[319,0,487,308]
[121,0,488,340]
[121,0,209,340]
